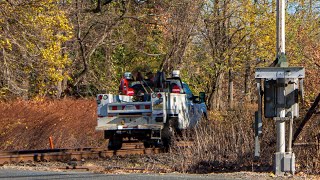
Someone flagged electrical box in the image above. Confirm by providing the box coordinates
[264,80,277,118]
[255,67,304,119]
[263,79,299,118]
[285,79,299,118]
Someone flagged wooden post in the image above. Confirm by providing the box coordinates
[49,136,54,149]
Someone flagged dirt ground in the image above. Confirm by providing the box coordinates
[0,98,107,151]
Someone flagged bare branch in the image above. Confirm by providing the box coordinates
[136,49,165,57]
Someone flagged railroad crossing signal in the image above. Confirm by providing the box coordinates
[255,67,304,174]
[254,0,305,176]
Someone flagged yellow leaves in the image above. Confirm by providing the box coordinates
[265,35,270,42]
[5,38,12,50]
[33,96,45,102]
[0,0,74,97]
[32,12,73,42]
[0,37,12,50]
[269,173,276,177]
[40,41,71,83]
[0,87,9,99]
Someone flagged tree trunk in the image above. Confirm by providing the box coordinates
[22,71,29,100]
[95,0,102,13]
[244,60,251,99]
[2,48,9,86]
[272,0,276,13]
[228,60,234,109]
[104,46,114,89]
[212,72,224,110]
[56,70,63,99]
[309,0,312,13]
[0,48,4,87]
[1,49,4,82]
[207,85,215,110]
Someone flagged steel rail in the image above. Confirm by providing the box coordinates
[0,143,164,165]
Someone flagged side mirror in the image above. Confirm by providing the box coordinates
[199,92,205,103]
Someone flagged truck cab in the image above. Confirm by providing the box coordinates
[166,70,207,127]
[165,78,207,129]
[182,82,207,126]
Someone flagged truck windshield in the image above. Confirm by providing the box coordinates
[166,78,185,94]
[182,82,193,99]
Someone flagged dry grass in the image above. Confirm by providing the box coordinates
[168,103,320,174]
[0,98,107,150]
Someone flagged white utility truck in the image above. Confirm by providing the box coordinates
[96,70,207,149]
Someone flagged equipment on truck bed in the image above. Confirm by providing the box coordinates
[96,70,207,150]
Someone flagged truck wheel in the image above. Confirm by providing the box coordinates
[108,136,123,150]
[161,124,174,150]
[143,140,154,148]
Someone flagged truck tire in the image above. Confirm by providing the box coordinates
[161,118,177,150]
[143,140,157,148]
[161,125,172,150]
[108,136,123,150]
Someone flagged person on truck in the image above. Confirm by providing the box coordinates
[136,72,144,81]
[119,72,134,96]
[145,71,155,87]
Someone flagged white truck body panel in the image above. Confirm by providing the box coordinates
[96,94,160,131]
[166,93,190,129]
[96,91,206,133]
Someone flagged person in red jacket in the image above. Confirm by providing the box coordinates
[119,72,134,96]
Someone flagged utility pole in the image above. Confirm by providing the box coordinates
[275,0,286,174]
[276,0,286,57]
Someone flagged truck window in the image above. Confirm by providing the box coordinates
[182,83,193,99]
[166,78,185,94]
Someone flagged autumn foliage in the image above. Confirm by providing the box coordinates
[0,0,319,174]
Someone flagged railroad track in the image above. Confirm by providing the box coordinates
[0,142,164,165]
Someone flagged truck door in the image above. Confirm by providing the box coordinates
[182,83,197,127]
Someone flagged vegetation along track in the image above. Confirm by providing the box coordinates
[0,142,165,165]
